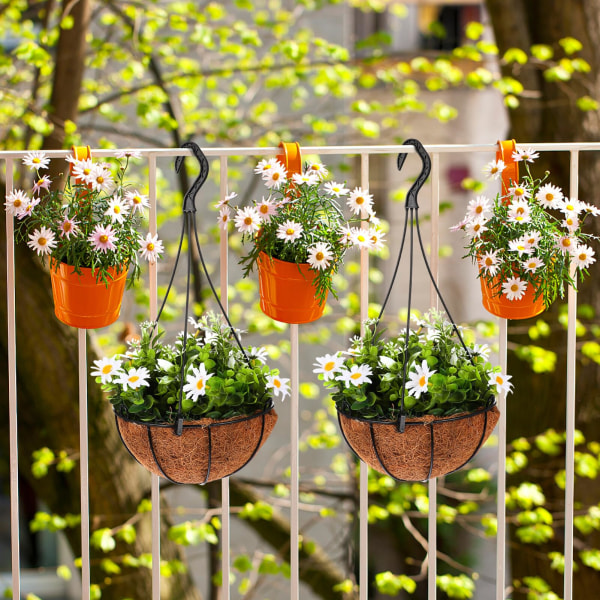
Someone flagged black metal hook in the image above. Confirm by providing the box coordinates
[397,139,431,209]
[175,141,209,213]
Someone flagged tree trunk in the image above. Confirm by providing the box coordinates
[486,0,600,596]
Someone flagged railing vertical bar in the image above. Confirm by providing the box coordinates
[496,317,508,600]
[290,323,300,599]
[79,328,90,598]
[563,149,579,600]
[6,158,21,600]
[428,152,440,599]
[359,153,370,600]
[219,155,231,600]
[148,154,162,600]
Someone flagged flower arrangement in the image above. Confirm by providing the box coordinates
[314,309,511,420]
[452,147,598,308]
[218,158,386,304]
[92,312,289,423]
[5,150,163,285]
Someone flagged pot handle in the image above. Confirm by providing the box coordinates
[496,139,519,196]
[277,141,302,176]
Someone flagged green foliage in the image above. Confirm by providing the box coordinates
[95,313,279,422]
[375,571,416,595]
[317,309,501,420]
[436,574,476,598]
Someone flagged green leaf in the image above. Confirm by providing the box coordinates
[375,571,417,595]
[258,554,280,575]
[580,549,600,570]
[465,22,485,41]
[56,565,72,581]
[437,574,475,598]
[559,36,583,55]
[91,528,116,553]
[531,44,554,60]
[577,96,599,112]
[233,554,253,573]
[503,48,528,64]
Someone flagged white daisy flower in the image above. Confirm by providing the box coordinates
[347,187,374,215]
[508,184,531,201]
[139,232,164,263]
[368,227,386,252]
[324,181,349,197]
[105,195,130,224]
[115,366,151,391]
[276,220,303,243]
[88,164,115,193]
[266,374,290,401]
[580,202,600,217]
[292,172,318,186]
[350,227,373,250]
[339,225,354,246]
[256,197,277,222]
[556,235,576,254]
[218,206,231,230]
[535,183,563,209]
[254,158,280,175]
[571,244,596,270]
[508,199,531,221]
[512,147,539,163]
[32,175,52,194]
[4,189,30,216]
[379,355,396,369]
[472,343,491,360]
[558,197,583,216]
[156,358,175,372]
[488,370,513,394]
[449,217,470,232]
[183,363,213,401]
[306,161,328,180]
[467,196,492,220]
[27,226,57,256]
[482,159,505,180]
[262,163,287,189]
[249,347,269,364]
[522,256,544,273]
[234,206,262,234]
[523,230,541,248]
[478,250,501,276]
[17,197,40,220]
[561,214,579,233]
[336,364,373,388]
[502,277,528,301]
[91,356,123,384]
[115,150,143,159]
[465,217,488,239]
[59,216,80,239]
[307,242,334,270]
[405,360,436,399]
[508,238,533,256]
[88,224,117,253]
[124,190,150,214]
[313,353,345,381]
[23,151,50,171]
[70,158,94,183]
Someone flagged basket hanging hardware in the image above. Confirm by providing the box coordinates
[375,139,473,433]
[175,141,210,213]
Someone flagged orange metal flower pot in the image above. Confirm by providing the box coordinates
[50,262,127,329]
[257,253,327,324]
[479,275,545,320]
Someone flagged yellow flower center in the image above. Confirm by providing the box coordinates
[33,157,41,164]
[133,196,141,204]
[528,262,536,269]
[419,375,426,387]
[579,253,587,261]
[147,243,155,251]
[102,365,112,374]
[511,284,519,292]
[63,222,72,232]
[485,257,493,266]
[351,372,362,380]
[490,166,499,174]
[83,168,91,175]
[38,237,47,246]
[14,199,22,207]
[196,379,204,390]
[97,176,105,184]
[310,165,319,171]
[473,223,481,232]
[129,375,139,383]
[563,239,572,247]
[515,188,524,196]
[114,206,120,213]
[355,196,365,205]
[475,205,483,214]
[516,206,525,215]
[244,217,253,226]
[324,361,335,371]
[272,172,280,181]
[545,193,554,201]
[273,379,281,388]
[315,251,324,261]
[100,235,109,243]
[496,376,504,385]
[357,234,366,242]
[286,228,295,236]
[260,205,269,214]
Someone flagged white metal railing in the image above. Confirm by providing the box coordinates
[3,141,598,600]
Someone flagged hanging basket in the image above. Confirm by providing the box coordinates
[257,252,327,324]
[338,404,500,482]
[479,273,545,320]
[115,406,278,484]
[50,261,127,329]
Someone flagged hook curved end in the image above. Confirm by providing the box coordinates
[175,141,209,212]
[396,139,431,209]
